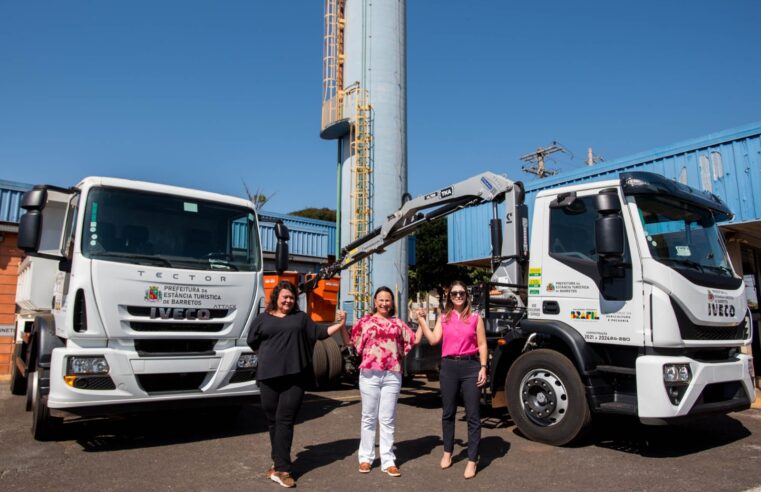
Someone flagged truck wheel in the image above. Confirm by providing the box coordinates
[312,340,329,388]
[323,337,343,385]
[506,349,590,446]
[30,369,62,441]
[9,344,28,396]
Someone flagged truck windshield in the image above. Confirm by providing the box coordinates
[81,186,261,271]
[634,195,733,277]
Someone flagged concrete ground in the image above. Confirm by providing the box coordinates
[1,378,761,491]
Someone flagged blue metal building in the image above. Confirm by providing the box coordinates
[450,121,761,269]
[448,120,761,378]
[0,179,32,229]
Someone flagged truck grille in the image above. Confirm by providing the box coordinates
[671,299,746,341]
[681,324,747,341]
[130,322,224,332]
[137,372,208,394]
[126,306,230,318]
[134,339,216,356]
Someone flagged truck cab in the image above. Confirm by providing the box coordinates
[498,172,753,444]
[13,177,264,439]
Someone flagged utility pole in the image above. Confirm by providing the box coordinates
[586,147,604,166]
[520,142,566,178]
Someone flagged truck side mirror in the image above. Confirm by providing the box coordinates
[595,189,624,259]
[17,210,42,252]
[274,221,289,273]
[22,188,48,210]
[274,221,290,241]
[595,215,624,256]
[17,188,49,253]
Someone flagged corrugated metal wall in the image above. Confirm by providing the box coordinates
[450,121,761,264]
[259,211,336,258]
[0,179,32,224]
[259,220,330,258]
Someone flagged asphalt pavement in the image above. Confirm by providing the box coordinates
[1,378,761,491]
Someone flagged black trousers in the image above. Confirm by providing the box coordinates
[439,358,481,462]
[258,374,306,473]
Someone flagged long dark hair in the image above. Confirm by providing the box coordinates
[443,280,472,320]
[371,286,396,317]
[266,280,300,314]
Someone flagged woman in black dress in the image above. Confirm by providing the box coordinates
[247,280,348,488]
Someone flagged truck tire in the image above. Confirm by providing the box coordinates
[323,337,343,385]
[25,368,34,411]
[506,349,590,446]
[9,344,28,396]
[30,369,62,441]
[312,339,329,388]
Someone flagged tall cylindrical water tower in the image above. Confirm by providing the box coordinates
[321,0,408,322]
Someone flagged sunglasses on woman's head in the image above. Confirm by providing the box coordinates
[450,291,467,298]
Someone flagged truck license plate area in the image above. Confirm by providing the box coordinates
[136,372,209,394]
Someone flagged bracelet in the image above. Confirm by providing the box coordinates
[480,365,487,368]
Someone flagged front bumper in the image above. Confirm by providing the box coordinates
[636,354,753,422]
[47,345,259,414]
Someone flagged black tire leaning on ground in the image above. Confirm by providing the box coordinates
[9,344,28,396]
[323,337,343,385]
[506,348,590,446]
[312,339,329,388]
[30,368,63,441]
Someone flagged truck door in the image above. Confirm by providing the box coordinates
[541,190,645,347]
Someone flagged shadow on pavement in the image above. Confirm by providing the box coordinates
[67,393,356,452]
[395,434,441,466]
[447,435,510,471]
[294,438,359,478]
[588,413,752,457]
[478,435,511,470]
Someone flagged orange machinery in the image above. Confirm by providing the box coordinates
[263,271,340,322]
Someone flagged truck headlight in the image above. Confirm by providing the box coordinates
[663,363,691,383]
[67,356,110,375]
[237,353,258,369]
[663,363,691,405]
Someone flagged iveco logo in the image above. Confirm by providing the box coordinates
[708,303,735,318]
[150,307,212,320]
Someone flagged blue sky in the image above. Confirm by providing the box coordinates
[1,1,759,214]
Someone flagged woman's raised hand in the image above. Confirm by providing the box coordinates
[335,309,347,324]
[415,308,427,320]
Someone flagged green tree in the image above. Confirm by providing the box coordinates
[289,207,337,222]
[409,218,490,307]
[241,179,275,211]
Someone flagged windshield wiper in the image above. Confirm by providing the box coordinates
[660,258,705,272]
[209,259,239,271]
[702,264,733,276]
[90,252,172,267]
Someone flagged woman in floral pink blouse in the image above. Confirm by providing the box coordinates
[351,286,421,478]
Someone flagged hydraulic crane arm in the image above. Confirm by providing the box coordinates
[302,171,527,292]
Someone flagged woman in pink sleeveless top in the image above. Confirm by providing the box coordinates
[417,280,487,479]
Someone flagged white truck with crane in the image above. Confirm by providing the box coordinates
[10,177,292,440]
[299,170,754,445]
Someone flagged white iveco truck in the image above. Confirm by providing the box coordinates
[303,170,755,445]
[10,177,281,440]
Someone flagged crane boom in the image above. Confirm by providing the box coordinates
[302,171,528,292]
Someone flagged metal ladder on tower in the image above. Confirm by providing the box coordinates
[348,86,373,320]
[321,0,346,132]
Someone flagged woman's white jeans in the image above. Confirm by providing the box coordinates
[358,369,402,470]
